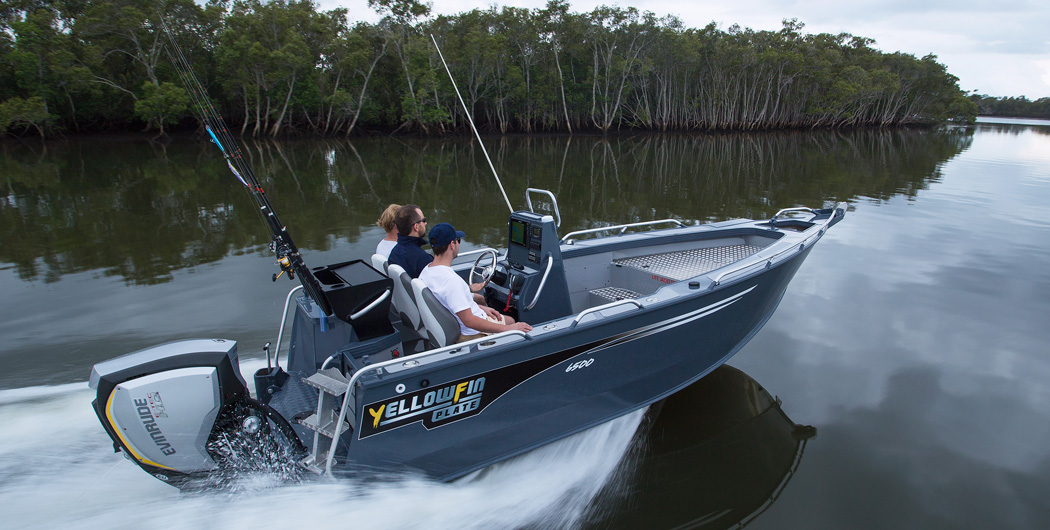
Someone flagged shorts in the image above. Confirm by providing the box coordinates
[456,313,506,343]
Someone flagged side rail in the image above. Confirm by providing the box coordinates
[561,219,687,244]
[711,203,845,288]
[273,285,305,367]
[569,299,644,328]
[324,329,530,474]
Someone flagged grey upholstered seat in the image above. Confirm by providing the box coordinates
[370,253,388,275]
[411,278,462,348]
[386,263,424,332]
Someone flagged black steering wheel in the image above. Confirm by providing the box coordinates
[469,249,499,287]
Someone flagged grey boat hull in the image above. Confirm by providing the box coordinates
[337,245,812,480]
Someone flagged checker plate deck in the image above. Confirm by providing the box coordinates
[590,286,643,301]
[613,244,764,281]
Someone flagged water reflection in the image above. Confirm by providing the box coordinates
[584,364,813,529]
[0,129,971,284]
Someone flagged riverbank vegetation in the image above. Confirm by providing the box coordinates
[969,95,1050,120]
[0,128,973,283]
[1,0,977,138]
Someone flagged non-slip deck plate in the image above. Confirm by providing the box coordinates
[613,244,764,281]
[591,286,643,301]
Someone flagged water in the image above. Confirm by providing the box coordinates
[2,120,1049,527]
[0,373,645,529]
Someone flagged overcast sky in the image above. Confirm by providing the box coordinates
[315,0,1050,98]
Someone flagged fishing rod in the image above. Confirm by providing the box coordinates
[429,33,514,213]
[159,17,332,315]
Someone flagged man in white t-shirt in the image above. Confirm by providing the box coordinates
[419,223,532,342]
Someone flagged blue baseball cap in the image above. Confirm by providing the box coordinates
[429,222,465,247]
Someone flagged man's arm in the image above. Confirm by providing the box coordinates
[456,309,531,333]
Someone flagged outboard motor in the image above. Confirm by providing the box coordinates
[89,339,305,489]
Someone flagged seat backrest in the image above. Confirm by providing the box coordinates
[386,263,423,330]
[411,278,462,348]
[370,253,388,275]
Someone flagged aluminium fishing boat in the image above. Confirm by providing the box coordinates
[89,188,844,490]
[88,24,844,490]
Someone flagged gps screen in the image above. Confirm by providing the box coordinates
[510,219,527,246]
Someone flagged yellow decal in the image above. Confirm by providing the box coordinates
[368,404,385,429]
[453,381,469,404]
[105,390,173,470]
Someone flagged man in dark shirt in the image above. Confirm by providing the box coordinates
[387,204,433,278]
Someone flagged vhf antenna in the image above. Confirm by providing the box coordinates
[430,33,514,213]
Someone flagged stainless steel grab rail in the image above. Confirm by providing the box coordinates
[349,288,390,321]
[710,259,773,287]
[525,253,553,311]
[525,188,562,227]
[569,299,644,328]
[273,285,304,368]
[770,207,819,224]
[561,219,687,244]
[711,204,844,287]
[325,329,530,474]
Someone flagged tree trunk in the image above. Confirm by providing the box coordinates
[325,69,342,135]
[346,45,385,137]
[241,90,250,135]
[554,46,572,134]
[271,75,296,137]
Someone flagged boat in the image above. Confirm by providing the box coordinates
[88,187,843,489]
[87,27,844,490]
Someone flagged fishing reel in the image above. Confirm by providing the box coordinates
[270,239,296,282]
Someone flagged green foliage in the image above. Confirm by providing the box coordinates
[0,2,982,137]
[134,81,190,135]
[0,95,53,136]
[970,94,1050,119]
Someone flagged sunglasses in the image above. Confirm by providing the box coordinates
[415,217,427,224]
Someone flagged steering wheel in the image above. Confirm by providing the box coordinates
[469,249,499,287]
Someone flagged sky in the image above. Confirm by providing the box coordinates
[316,0,1050,99]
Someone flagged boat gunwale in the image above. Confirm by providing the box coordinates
[351,212,837,386]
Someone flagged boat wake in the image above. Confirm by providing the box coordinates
[0,370,645,530]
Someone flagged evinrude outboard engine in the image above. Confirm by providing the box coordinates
[89,339,304,489]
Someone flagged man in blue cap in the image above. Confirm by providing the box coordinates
[420,223,532,342]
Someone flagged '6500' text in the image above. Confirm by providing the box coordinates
[565,359,594,372]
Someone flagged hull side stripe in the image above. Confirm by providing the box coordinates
[358,285,755,438]
[579,285,756,356]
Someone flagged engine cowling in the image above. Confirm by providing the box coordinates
[89,339,250,486]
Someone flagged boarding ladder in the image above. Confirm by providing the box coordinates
[297,368,356,473]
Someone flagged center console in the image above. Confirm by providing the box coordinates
[485,211,572,323]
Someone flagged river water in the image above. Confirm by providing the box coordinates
[1,118,1048,528]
